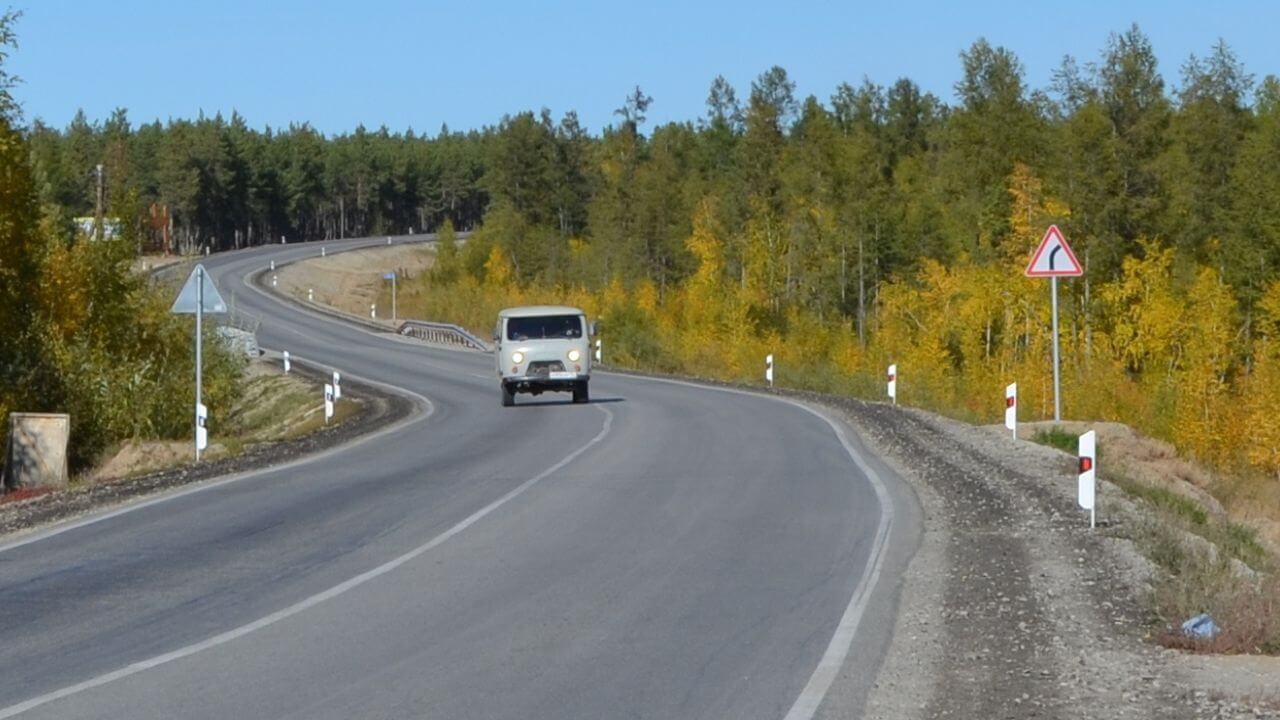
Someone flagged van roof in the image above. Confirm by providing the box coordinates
[498,305,585,319]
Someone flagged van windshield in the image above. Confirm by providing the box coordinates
[506,315,583,341]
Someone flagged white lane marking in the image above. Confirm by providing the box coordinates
[0,404,614,718]
[611,373,895,720]
[0,359,433,556]
[780,403,892,720]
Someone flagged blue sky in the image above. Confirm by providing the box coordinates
[10,1,1280,136]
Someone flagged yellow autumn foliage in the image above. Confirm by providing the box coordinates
[399,167,1280,483]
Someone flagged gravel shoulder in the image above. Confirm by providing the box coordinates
[0,363,414,540]
[825,398,1280,720]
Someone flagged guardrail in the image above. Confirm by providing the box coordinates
[397,320,490,352]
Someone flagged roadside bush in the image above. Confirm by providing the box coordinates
[0,151,243,472]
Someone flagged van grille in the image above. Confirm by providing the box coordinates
[526,361,566,377]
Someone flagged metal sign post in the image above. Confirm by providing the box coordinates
[1051,277,1061,421]
[171,264,227,462]
[1025,225,1083,422]
[196,269,203,461]
[383,271,397,321]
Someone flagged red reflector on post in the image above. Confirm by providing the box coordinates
[1079,457,1093,473]
[887,374,895,382]
[1006,397,1015,408]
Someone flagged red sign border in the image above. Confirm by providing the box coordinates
[1025,224,1083,277]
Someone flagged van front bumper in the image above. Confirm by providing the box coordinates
[503,372,588,393]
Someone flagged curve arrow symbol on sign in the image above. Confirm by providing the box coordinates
[1025,225,1083,277]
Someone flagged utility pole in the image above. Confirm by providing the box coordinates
[94,164,105,241]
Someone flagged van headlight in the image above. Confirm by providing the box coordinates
[511,351,524,364]
[567,349,581,362]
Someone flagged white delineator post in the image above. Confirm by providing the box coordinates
[324,384,335,424]
[272,274,277,288]
[308,288,314,302]
[594,338,602,364]
[1078,430,1097,528]
[765,354,774,388]
[1005,382,1018,439]
[332,371,342,401]
[282,351,291,374]
[887,364,897,405]
[195,402,208,456]
[370,304,377,319]
[270,259,275,271]
[321,246,326,257]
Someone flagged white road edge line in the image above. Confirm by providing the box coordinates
[0,356,432,555]
[613,374,894,720]
[0,404,614,719]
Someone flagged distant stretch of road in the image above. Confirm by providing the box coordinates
[0,237,918,720]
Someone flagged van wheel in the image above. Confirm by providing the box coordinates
[572,382,589,404]
[501,383,515,407]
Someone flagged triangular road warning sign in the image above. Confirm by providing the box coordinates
[170,263,228,314]
[1025,225,1083,277]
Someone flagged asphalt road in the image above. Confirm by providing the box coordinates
[0,237,919,719]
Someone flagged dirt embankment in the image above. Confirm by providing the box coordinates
[276,244,434,320]
[825,398,1280,720]
[0,362,414,539]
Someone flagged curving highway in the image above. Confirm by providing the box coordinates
[0,238,919,719]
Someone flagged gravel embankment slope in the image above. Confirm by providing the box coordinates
[819,397,1280,720]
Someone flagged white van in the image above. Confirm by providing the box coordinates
[494,306,594,406]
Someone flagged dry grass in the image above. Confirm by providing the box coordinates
[82,360,356,484]
[1029,423,1280,654]
[276,244,433,320]
[1214,473,1280,562]
[1145,518,1280,654]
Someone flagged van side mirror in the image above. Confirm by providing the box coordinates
[590,321,600,336]
[492,330,500,342]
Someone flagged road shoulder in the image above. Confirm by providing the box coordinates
[0,365,415,543]
[833,399,1280,720]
